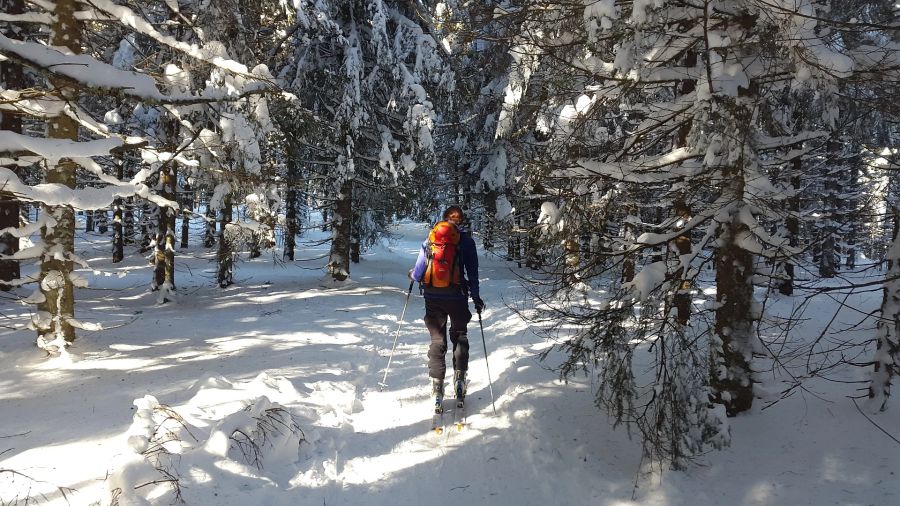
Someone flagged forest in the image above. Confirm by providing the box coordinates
[1,1,899,505]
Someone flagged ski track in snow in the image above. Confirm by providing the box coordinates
[0,221,897,505]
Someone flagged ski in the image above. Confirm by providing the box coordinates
[453,398,466,431]
[431,397,444,434]
[453,375,467,431]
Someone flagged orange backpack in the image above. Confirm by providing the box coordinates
[423,221,461,288]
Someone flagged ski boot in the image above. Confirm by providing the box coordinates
[454,370,467,407]
[432,377,444,414]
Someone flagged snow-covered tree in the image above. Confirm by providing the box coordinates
[277,0,449,281]
[0,0,279,347]
[482,0,896,465]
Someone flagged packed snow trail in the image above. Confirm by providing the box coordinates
[0,222,897,505]
[289,223,641,505]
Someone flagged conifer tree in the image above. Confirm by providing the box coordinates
[0,0,280,346]
[278,0,447,281]
[484,0,892,464]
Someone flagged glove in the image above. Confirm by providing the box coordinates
[407,268,415,281]
[473,296,485,313]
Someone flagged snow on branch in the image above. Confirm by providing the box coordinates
[0,12,52,24]
[563,148,702,183]
[0,32,165,99]
[0,130,123,158]
[755,130,828,151]
[631,203,725,249]
[83,0,271,80]
[0,34,275,105]
[0,89,66,119]
[0,167,176,210]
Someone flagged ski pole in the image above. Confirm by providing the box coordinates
[379,280,414,391]
[478,309,497,415]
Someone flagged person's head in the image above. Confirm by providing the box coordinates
[443,205,464,225]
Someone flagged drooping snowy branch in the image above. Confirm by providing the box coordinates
[0,33,276,104]
[0,167,177,210]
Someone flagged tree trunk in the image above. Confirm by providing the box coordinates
[250,233,262,259]
[112,201,124,262]
[204,195,216,247]
[706,85,761,416]
[845,158,859,269]
[327,179,352,281]
[217,194,234,288]
[152,162,176,300]
[506,196,523,265]
[673,194,692,325]
[85,210,94,232]
[180,182,192,249]
[524,187,543,270]
[140,202,155,253]
[0,0,24,290]
[37,0,81,345]
[672,51,696,323]
[97,209,108,234]
[349,201,361,264]
[321,207,329,232]
[152,119,177,300]
[621,205,638,283]
[710,208,755,416]
[818,140,842,278]
[123,196,135,245]
[283,184,298,261]
[779,168,801,295]
[869,204,900,411]
[112,161,125,263]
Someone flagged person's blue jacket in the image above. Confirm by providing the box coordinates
[411,224,479,300]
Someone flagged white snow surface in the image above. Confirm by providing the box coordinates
[0,222,897,505]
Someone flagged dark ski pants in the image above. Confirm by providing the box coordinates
[424,297,472,379]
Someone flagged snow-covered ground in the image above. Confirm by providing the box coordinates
[1,221,897,505]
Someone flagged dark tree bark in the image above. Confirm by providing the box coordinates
[283,183,298,261]
[779,166,801,296]
[217,194,234,288]
[845,158,860,269]
[327,179,353,281]
[621,204,638,284]
[818,140,843,278]
[97,209,108,234]
[112,202,124,263]
[507,209,520,266]
[673,194,692,326]
[321,207,329,232]
[524,185,544,270]
[180,182,192,249]
[709,95,757,418]
[0,0,24,290]
[672,50,696,324]
[152,120,177,300]
[349,201,361,264]
[112,160,126,263]
[869,204,900,410]
[37,0,81,344]
[711,211,756,416]
[123,196,135,245]
[204,195,216,248]
[140,202,154,253]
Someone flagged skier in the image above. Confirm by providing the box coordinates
[409,206,485,412]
